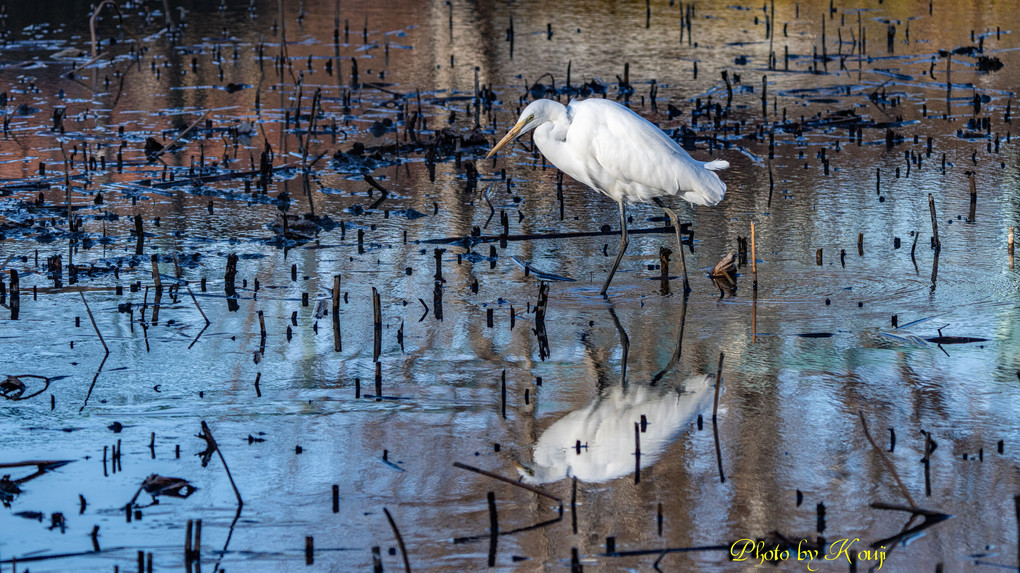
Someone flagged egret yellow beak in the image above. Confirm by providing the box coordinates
[486,119,527,159]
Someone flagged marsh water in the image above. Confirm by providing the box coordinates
[1,0,1020,570]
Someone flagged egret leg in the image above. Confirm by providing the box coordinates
[654,199,690,294]
[600,201,629,296]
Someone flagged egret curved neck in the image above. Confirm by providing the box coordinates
[533,121,588,186]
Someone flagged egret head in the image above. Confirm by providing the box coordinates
[510,453,561,485]
[485,99,563,159]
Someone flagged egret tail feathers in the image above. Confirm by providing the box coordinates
[703,159,730,171]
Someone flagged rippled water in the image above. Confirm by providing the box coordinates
[2,0,1020,571]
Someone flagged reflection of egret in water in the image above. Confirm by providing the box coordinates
[517,374,714,484]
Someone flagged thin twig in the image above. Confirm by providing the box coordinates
[870,502,946,517]
[78,288,109,355]
[0,460,74,470]
[383,508,412,573]
[59,144,73,232]
[859,411,916,508]
[153,109,213,159]
[89,0,142,59]
[187,287,210,325]
[63,51,106,78]
[452,462,562,508]
[200,421,244,508]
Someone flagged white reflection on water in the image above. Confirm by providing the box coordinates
[519,374,714,484]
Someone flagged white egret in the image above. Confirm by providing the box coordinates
[487,98,729,295]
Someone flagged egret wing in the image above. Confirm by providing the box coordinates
[568,99,725,205]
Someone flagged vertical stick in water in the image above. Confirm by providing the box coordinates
[968,171,977,221]
[150,254,162,291]
[1008,227,1015,269]
[571,476,578,534]
[634,421,641,484]
[373,287,381,361]
[1014,495,1020,570]
[332,275,341,314]
[928,194,941,252]
[135,214,144,254]
[750,221,758,291]
[500,369,507,419]
[486,492,498,567]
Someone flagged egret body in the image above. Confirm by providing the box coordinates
[487,98,729,295]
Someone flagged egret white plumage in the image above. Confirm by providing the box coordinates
[487,98,729,295]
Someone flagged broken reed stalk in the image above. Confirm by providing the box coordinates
[150,254,162,291]
[928,194,941,252]
[750,221,758,290]
[712,352,724,422]
[383,508,412,573]
[372,287,382,326]
[452,462,563,510]
[134,214,144,255]
[78,287,109,355]
[968,171,977,221]
[332,275,342,352]
[199,421,244,507]
[186,287,210,325]
[59,144,72,232]
[486,492,499,567]
[301,88,322,166]
[153,109,213,159]
[570,477,578,534]
[332,275,341,314]
[373,287,382,361]
[634,421,641,484]
[858,411,916,508]
[1015,495,1020,570]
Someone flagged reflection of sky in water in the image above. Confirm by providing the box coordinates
[0,0,1019,570]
